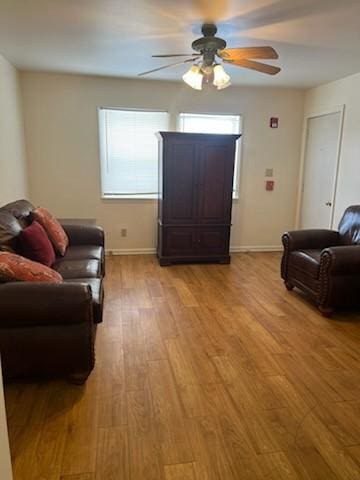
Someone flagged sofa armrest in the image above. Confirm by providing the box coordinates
[321,245,360,275]
[282,229,341,252]
[0,282,93,327]
[60,223,104,247]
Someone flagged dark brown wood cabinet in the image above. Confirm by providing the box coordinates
[157,132,240,265]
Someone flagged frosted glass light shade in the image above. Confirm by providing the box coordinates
[213,64,231,90]
[183,65,203,90]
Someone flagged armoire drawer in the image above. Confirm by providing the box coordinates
[162,226,230,257]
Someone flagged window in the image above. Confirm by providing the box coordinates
[99,108,168,198]
[178,112,242,198]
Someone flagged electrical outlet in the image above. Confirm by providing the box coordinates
[121,228,127,237]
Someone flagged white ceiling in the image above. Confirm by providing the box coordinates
[1,0,360,88]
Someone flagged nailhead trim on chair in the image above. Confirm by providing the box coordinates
[281,234,290,281]
[319,250,332,309]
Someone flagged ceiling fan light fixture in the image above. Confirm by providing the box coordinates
[183,65,203,90]
[201,64,213,76]
[213,64,231,90]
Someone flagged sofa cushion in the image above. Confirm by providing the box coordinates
[33,207,69,256]
[19,221,56,266]
[0,211,23,253]
[289,249,321,279]
[0,252,62,283]
[63,245,103,262]
[65,277,104,323]
[54,258,101,279]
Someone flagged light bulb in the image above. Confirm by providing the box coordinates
[183,65,203,90]
[213,64,231,90]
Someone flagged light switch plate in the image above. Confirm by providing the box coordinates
[265,168,273,177]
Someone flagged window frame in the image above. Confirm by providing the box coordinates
[98,106,169,200]
[177,111,243,200]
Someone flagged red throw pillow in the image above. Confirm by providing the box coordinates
[0,252,63,283]
[19,221,56,266]
[33,207,69,256]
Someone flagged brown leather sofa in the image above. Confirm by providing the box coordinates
[0,199,105,383]
[281,205,360,316]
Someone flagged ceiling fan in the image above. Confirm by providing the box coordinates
[138,22,281,90]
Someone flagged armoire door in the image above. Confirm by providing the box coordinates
[198,227,229,255]
[197,142,235,224]
[163,140,198,224]
[163,227,197,256]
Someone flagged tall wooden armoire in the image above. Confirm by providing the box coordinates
[157,131,241,266]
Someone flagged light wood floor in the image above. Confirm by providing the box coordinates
[4,253,360,479]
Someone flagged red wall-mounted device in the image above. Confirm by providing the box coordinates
[266,180,274,191]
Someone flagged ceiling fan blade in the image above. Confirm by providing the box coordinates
[138,58,199,77]
[219,46,279,60]
[224,58,281,75]
[152,54,199,58]
[193,0,228,22]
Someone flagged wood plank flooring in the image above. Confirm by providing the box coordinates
[4,253,360,479]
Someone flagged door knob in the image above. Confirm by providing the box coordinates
[325,202,332,206]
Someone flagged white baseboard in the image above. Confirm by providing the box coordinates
[106,248,156,256]
[106,245,282,256]
[230,245,283,253]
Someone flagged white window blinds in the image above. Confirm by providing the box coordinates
[178,112,242,198]
[99,108,169,198]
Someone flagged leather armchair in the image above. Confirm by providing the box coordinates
[281,205,360,315]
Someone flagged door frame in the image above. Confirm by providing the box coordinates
[295,104,345,229]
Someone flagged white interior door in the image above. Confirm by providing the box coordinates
[300,111,342,229]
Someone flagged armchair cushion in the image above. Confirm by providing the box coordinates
[338,205,360,244]
[290,249,322,279]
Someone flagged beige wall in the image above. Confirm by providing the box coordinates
[305,72,360,226]
[0,54,28,205]
[21,72,304,251]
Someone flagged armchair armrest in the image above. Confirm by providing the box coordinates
[322,245,360,274]
[0,282,93,327]
[282,229,341,252]
[60,223,104,247]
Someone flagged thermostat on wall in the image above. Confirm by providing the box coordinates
[270,117,279,128]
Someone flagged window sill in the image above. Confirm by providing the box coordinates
[102,195,239,201]
[102,194,158,200]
